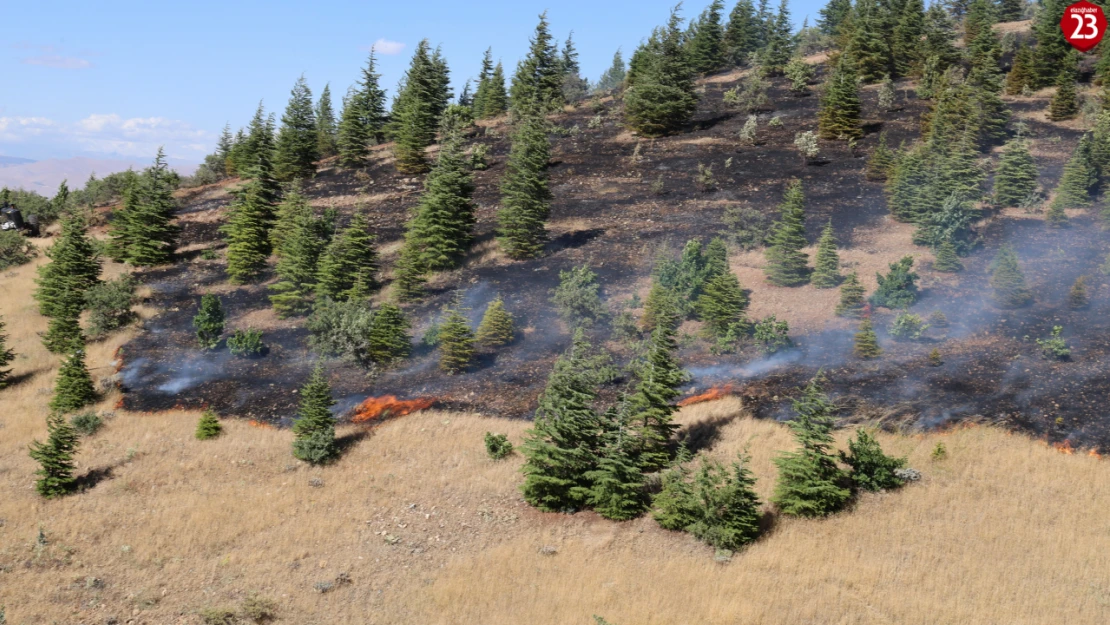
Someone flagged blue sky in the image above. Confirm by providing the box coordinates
[1,0,822,163]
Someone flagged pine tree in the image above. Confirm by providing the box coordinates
[624,7,699,136]
[315,212,379,302]
[1045,199,1068,227]
[763,180,810,286]
[628,322,685,472]
[835,272,867,317]
[223,159,278,284]
[818,54,862,139]
[315,83,339,158]
[472,48,495,116]
[990,245,1033,308]
[596,49,628,92]
[870,256,919,309]
[689,0,727,74]
[193,294,225,350]
[725,0,762,64]
[510,12,565,112]
[520,329,606,511]
[338,51,388,167]
[391,41,442,174]
[50,348,97,414]
[994,138,1038,207]
[475,296,515,347]
[482,62,509,118]
[847,0,894,83]
[0,316,13,388]
[274,77,319,181]
[997,0,1024,21]
[854,318,882,359]
[126,149,180,266]
[695,270,748,336]
[1069,275,1089,309]
[1032,0,1072,87]
[686,454,763,550]
[497,113,552,259]
[810,222,841,288]
[761,0,796,73]
[366,303,412,365]
[653,445,702,530]
[818,0,853,36]
[1005,45,1035,95]
[28,413,80,498]
[586,409,649,521]
[105,175,140,263]
[839,428,907,491]
[559,32,589,103]
[891,0,926,76]
[195,409,222,440]
[1052,136,1096,210]
[932,239,963,272]
[269,192,329,317]
[391,242,428,302]
[963,0,997,47]
[772,375,851,517]
[238,103,277,177]
[1049,74,1079,122]
[291,365,337,465]
[35,207,101,319]
[400,129,476,271]
[866,132,895,181]
[438,302,476,374]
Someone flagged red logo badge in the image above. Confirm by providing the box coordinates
[1062,1,1106,53]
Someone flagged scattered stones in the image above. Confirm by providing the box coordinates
[714,549,734,564]
[308,477,324,488]
[894,468,922,482]
[538,545,558,556]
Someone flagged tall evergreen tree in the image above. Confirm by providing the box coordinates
[760,0,795,73]
[291,365,337,465]
[892,0,926,76]
[391,40,443,174]
[193,294,225,350]
[126,148,180,266]
[834,271,867,317]
[624,7,699,136]
[50,348,97,415]
[391,242,428,302]
[990,245,1033,308]
[689,0,727,74]
[366,303,412,365]
[933,238,964,272]
[560,32,589,102]
[0,316,13,389]
[315,212,379,301]
[472,48,495,116]
[1052,136,1097,210]
[510,12,565,112]
[994,138,1038,207]
[1032,0,1072,87]
[482,62,509,118]
[847,0,894,82]
[338,51,388,167]
[810,222,841,288]
[274,76,319,181]
[997,0,1025,21]
[239,103,277,177]
[866,132,896,181]
[223,160,278,284]
[28,413,80,498]
[35,208,101,353]
[269,191,330,317]
[628,322,686,472]
[475,296,515,347]
[686,454,763,549]
[772,375,851,516]
[520,329,606,511]
[1005,44,1035,95]
[764,180,810,286]
[819,54,863,139]
[586,407,649,521]
[497,113,552,259]
[1049,74,1079,122]
[696,270,748,336]
[315,83,339,158]
[725,0,762,64]
[438,301,476,374]
[400,128,476,270]
[854,318,882,359]
[818,0,853,36]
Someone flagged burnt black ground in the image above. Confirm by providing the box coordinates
[117,63,1110,452]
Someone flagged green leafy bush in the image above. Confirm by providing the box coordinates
[227,328,266,357]
[70,411,103,436]
[0,230,36,270]
[1036,326,1070,360]
[869,256,919,309]
[889,313,929,341]
[193,294,225,350]
[85,275,137,339]
[753,316,790,353]
[552,264,605,327]
[839,429,907,491]
[484,432,514,460]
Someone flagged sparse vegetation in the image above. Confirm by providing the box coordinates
[1036,326,1070,360]
[484,432,514,460]
[195,409,223,440]
[193,294,225,350]
[227,328,266,357]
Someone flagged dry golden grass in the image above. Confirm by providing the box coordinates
[3,246,1109,624]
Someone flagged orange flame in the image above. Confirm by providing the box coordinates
[350,395,435,423]
[678,384,736,407]
[248,419,276,430]
[1053,440,1075,455]
[1089,449,1102,460]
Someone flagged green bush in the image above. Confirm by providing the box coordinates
[889,313,929,341]
[195,409,222,440]
[198,607,237,625]
[839,429,907,491]
[227,328,266,357]
[551,264,605,327]
[1036,326,1070,360]
[292,431,337,465]
[70,411,103,436]
[869,256,919,309]
[239,593,278,623]
[720,205,771,251]
[193,294,225,350]
[0,230,36,270]
[753,316,790,353]
[85,276,137,339]
[484,432,514,460]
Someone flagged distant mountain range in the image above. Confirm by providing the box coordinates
[0,156,198,194]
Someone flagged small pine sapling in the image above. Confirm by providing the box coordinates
[195,409,223,440]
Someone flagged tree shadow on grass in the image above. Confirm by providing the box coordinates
[675,412,739,455]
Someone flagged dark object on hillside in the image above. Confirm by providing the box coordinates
[0,206,40,236]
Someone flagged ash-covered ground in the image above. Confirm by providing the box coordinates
[116,61,1110,451]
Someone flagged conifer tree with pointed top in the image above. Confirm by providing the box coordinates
[933,239,963,272]
[338,51,388,167]
[1069,275,1089,309]
[689,0,727,74]
[866,132,895,181]
[126,148,180,266]
[482,62,509,118]
[315,212,379,302]
[195,409,222,440]
[1032,0,1072,87]
[1052,136,1097,211]
[1049,74,1079,122]
[854,318,882,359]
[106,176,139,263]
[1045,200,1068,227]
[811,222,841,288]
[726,0,763,64]
[596,49,628,92]
[291,365,337,465]
[510,11,565,112]
[846,0,894,83]
[223,159,278,284]
[269,192,330,317]
[0,316,13,389]
[994,138,1038,208]
[475,296,515,347]
[50,348,97,415]
[586,407,649,521]
[696,270,748,337]
[28,413,81,498]
[764,180,810,286]
[990,245,1033,308]
[193,293,225,350]
[1005,45,1035,95]
[559,32,589,103]
[772,375,851,517]
[628,322,685,472]
[472,48,495,116]
[36,207,101,354]
[438,300,476,374]
[274,76,319,182]
[892,0,926,76]
[400,128,476,271]
[391,242,428,302]
[819,54,862,139]
[315,83,339,158]
[238,103,277,178]
[624,7,699,136]
[835,271,867,317]
[391,40,443,174]
[497,112,552,259]
[687,453,763,549]
[367,302,412,365]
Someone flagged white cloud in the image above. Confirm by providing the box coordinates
[0,113,210,160]
[371,39,406,55]
[21,55,93,69]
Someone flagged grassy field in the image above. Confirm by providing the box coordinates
[3,247,1110,624]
